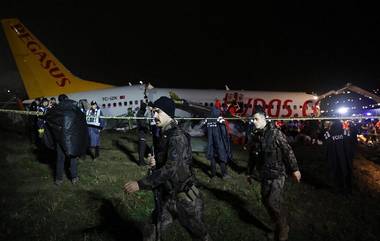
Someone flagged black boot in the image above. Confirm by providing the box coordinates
[95,146,100,159]
[138,140,147,166]
[88,147,95,160]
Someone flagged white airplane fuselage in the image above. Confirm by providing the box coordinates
[65,85,319,118]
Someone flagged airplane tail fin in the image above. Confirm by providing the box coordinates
[1,18,113,99]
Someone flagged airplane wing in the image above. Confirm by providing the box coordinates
[174,99,211,117]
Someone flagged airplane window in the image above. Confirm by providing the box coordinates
[299,105,302,109]
[118,102,122,106]
[129,101,133,105]
[210,103,213,107]
[107,103,111,108]
[205,103,208,107]
[293,105,297,109]
[102,104,106,108]
[135,100,138,105]
[113,103,117,107]
[124,102,128,106]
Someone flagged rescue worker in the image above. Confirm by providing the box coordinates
[136,102,149,165]
[37,98,49,138]
[86,101,105,160]
[34,98,54,162]
[124,96,211,241]
[29,98,40,112]
[45,94,89,185]
[78,99,89,113]
[206,105,232,179]
[324,120,353,195]
[48,97,57,109]
[246,110,301,241]
[28,97,41,144]
[127,107,134,130]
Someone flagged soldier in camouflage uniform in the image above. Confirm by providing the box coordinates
[124,96,211,241]
[246,110,301,241]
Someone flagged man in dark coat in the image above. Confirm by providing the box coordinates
[124,96,211,241]
[324,120,353,194]
[45,94,89,185]
[247,110,301,241]
[206,106,232,179]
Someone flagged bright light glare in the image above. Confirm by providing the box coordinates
[337,107,349,114]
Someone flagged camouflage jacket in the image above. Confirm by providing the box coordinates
[138,121,194,196]
[249,123,299,180]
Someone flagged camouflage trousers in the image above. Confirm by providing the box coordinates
[143,195,211,241]
[261,176,287,230]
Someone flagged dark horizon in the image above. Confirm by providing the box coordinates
[1,2,380,98]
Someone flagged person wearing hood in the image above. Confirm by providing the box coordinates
[44,94,89,185]
[206,103,232,180]
[324,120,353,195]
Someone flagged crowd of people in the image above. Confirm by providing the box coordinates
[26,94,376,241]
[29,96,105,185]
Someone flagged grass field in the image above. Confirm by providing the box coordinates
[1,127,380,241]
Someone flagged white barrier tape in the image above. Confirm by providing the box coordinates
[0,109,42,116]
[0,108,379,121]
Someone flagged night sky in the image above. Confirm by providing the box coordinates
[1,1,380,99]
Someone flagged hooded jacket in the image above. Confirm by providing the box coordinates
[324,120,352,181]
[206,107,232,162]
[45,99,89,157]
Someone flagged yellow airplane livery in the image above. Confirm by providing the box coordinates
[1,18,113,99]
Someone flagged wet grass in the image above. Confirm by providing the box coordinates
[0,128,380,241]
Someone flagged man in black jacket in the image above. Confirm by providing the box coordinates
[246,110,301,241]
[124,96,211,241]
[324,120,353,195]
[45,94,89,185]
